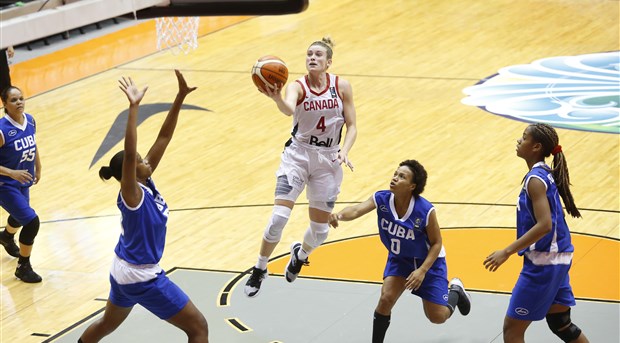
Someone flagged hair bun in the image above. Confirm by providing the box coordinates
[99,166,113,180]
[321,36,335,49]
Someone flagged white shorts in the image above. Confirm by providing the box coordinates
[110,255,163,285]
[275,139,342,203]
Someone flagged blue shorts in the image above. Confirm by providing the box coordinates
[0,186,36,225]
[507,257,576,321]
[109,270,190,320]
[384,255,449,306]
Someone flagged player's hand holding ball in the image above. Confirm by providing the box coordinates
[251,55,288,94]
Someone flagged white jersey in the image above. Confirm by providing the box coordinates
[291,73,345,148]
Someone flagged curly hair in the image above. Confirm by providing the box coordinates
[399,159,427,197]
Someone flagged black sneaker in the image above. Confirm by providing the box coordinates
[449,277,471,315]
[15,260,42,283]
[0,232,20,257]
[285,241,309,283]
[244,267,267,298]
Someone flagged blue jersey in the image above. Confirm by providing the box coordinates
[373,190,445,260]
[517,162,574,256]
[0,113,37,188]
[115,178,169,265]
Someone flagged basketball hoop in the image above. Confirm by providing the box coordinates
[155,17,200,54]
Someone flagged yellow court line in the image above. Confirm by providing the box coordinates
[226,317,252,333]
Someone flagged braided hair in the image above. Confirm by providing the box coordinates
[528,123,581,218]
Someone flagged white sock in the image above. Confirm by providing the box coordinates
[255,255,269,270]
[297,247,309,260]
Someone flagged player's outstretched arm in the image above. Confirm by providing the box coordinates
[329,196,375,228]
[146,69,197,172]
[118,76,148,208]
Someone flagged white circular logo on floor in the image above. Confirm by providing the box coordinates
[462,51,620,134]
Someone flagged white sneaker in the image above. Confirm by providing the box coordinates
[284,241,308,283]
[244,267,267,298]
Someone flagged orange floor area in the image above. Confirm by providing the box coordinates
[269,230,620,302]
[11,16,252,98]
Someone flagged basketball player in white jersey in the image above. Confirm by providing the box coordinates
[245,36,358,297]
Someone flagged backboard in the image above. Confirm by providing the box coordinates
[134,0,309,18]
[0,0,309,49]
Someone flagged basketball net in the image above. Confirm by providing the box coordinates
[155,17,200,55]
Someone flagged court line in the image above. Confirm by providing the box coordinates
[44,260,620,342]
[116,65,483,81]
[6,202,615,233]
[17,202,620,219]
[42,308,107,342]
[218,233,620,305]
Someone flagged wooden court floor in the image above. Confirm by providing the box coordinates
[1,0,618,342]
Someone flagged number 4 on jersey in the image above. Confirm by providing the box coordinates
[316,116,326,132]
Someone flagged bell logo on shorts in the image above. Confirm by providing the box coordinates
[515,307,529,316]
[309,135,333,147]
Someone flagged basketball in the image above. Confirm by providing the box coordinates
[251,55,288,92]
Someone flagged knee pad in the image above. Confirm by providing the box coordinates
[303,221,329,251]
[309,200,334,213]
[546,309,582,343]
[19,216,40,245]
[7,215,21,228]
[262,205,291,243]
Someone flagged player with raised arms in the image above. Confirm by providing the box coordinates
[79,70,209,343]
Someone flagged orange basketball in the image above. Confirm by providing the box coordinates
[251,55,288,93]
